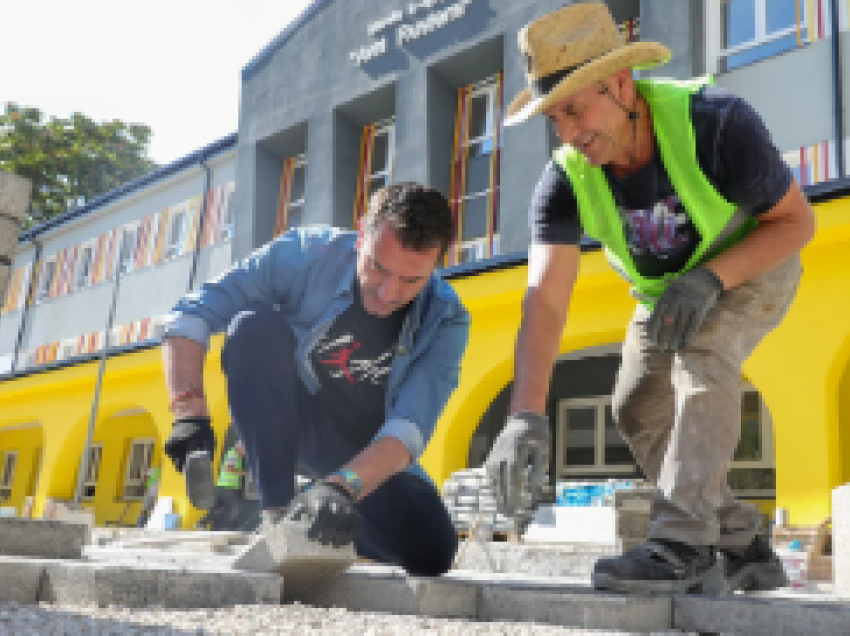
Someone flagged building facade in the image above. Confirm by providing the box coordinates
[1,0,849,528]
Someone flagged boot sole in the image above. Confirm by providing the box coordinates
[727,560,789,592]
[185,451,216,510]
[592,560,728,595]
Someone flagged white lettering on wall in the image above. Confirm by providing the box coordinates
[397,0,471,46]
[367,10,404,37]
[350,37,388,66]
[349,0,474,66]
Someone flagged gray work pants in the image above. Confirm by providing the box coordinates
[612,254,802,549]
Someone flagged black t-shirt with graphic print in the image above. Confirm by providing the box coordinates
[311,280,407,445]
[529,85,793,277]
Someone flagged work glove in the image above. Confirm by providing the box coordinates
[483,412,550,516]
[285,481,363,548]
[163,416,216,473]
[646,267,725,352]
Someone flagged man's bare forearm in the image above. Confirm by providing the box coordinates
[326,437,411,501]
[161,336,210,418]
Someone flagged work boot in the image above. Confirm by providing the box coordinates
[592,539,727,594]
[721,534,789,592]
[184,450,215,510]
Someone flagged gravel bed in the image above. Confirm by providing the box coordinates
[0,602,692,635]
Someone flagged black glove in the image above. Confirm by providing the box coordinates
[483,412,550,516]
[646,267,725,352]
[285,481,363,548]
[163,416,215,473]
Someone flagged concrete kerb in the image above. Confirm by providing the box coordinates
[0,556,53,604]
[0,518,89,560]
[39,561,282,608]
[673,593,850,636]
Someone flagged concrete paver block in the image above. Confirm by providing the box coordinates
[315,565,478,618]
[477,580,672,632]
[0,556,50,604]
[232,519,355,602]
[832,483,850,598]
[40,561,281,608]
[0,518,89,560]
[674,594,850,636]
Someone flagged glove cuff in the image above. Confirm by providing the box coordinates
[322,480,356,503]
[694,266,726,295]
[510,412,549,426]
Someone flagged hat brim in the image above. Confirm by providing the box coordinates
[504,42,672,127]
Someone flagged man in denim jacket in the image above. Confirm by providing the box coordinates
[161,182,469,575]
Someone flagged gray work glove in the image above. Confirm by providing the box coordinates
[646,267,725,352]
[285,481,363,548]
[483,412,550,516]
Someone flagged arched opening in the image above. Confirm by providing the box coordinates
[0,423,45,516]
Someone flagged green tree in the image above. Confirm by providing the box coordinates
[0,103,158,228]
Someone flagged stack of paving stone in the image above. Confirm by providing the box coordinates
[442,468,514,536]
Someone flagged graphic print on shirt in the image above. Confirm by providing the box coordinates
[619,194,692,259]
[315,334,394,386]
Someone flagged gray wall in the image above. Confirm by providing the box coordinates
[234,0,663,259]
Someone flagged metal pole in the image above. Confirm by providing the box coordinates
[830,0,845,178]
[187,161,212,293]
[72,236,127,508]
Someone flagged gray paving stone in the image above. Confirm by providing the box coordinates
[674,593,850,636]
[232,519,355,602]
[477,580,672,632]
[0,518,89,560]
[39,561,281,608]
[315,565,478,618]
[0,556,50,604]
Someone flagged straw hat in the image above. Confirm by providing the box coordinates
[505,3,672,127]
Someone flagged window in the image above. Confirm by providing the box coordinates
[81,444,102,499]
[369,120,395,193]
[0,451,17,502]
[708,0,806,73]
[37,259,56,301]
[287,158,307,230]
[119,226,138,274]
[219,187,235,242]
[729,389,776,496]
[27,448,43,498]
[556,397,636,477]
[452,74,503,265]
[75,244,94,290]
[123,438,154,499]
[165,210,188,260]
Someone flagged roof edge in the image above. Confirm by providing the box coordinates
[19,132,238,243]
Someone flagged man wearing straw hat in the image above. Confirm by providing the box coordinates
[484,3,815,594]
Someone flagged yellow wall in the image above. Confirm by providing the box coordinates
[1,193,849,528]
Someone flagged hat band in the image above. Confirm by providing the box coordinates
[530,51,607,100]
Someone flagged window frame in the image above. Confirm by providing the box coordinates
[729,386,777,498]
[81,444,102,500]
[706,0,807,73]
[368,119,396,192]
[119,223,140,274]
[287,154,308,230]
[219,186,235,242]
[123,438,155,500]
[556,396,637,477]
[0,450,18,502]
[36,257,57,302]
[74,242,95,291]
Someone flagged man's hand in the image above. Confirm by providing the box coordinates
[646,267,725,352]
[483,413,550,516]
[285,481,363,548]
[163,416,215,472]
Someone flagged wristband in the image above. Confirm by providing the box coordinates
[170,387,205,412]
[329,469,363,500]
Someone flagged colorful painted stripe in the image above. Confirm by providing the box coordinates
[353,125,377,230]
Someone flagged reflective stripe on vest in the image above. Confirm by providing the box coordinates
[216,449,242,489]
[554,76,758,306]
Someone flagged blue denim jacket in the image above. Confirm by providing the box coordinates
[165,226,470,483]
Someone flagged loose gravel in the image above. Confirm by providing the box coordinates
[0,602,693,635]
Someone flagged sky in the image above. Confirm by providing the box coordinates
[2,0,314,166]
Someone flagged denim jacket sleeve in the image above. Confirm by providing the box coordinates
[373,300,470,461]
[164,230,319,348]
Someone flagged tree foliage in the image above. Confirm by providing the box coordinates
[0,103,158,228]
